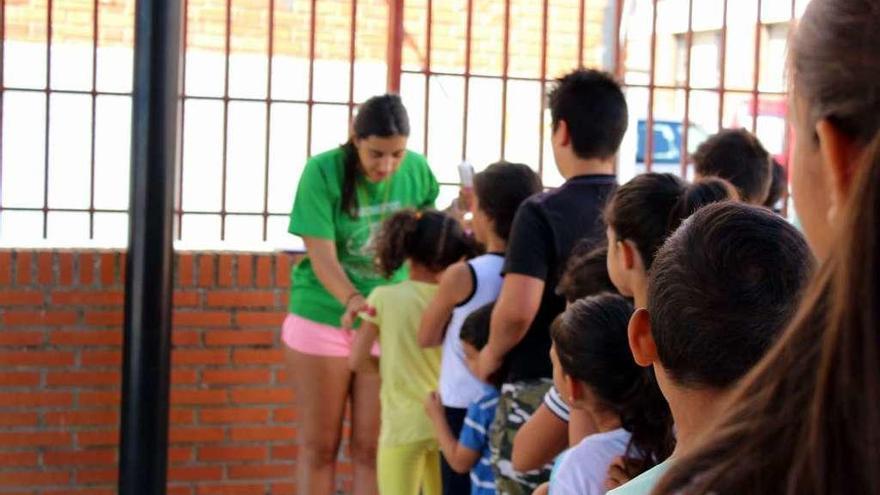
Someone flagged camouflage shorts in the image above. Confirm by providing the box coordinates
[489,379,554,495]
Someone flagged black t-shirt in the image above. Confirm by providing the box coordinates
[502,174,617,382]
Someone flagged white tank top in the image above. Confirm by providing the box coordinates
[439,253,505,408]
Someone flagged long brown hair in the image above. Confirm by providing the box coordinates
[654,0,880,493]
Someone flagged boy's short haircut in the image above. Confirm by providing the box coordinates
[692,129,773,204]
[473,162,543,241]
[460,302,495,351]
[556,244,618,302]
[547,69,628,160]
[648,202,812,389]
[764,160,788,209]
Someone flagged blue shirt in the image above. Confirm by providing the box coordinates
[459,389,500,495]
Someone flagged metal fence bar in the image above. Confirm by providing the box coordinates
[218,0,232,240]
[88,0,100,238]
[578,0,586,67]
[679,0,694,177]
[176,0,189,240]
[500,0,510,159]
[347,0,358,123]
[750,0,763,133]
[41,0,53,238]
[261,0,276,241]
[644,0,658,173]
[0,0,5,215]
[537,0,549,177]
[386,0,404,92]
[306,0,317,158]
[461,0,473,161]
[717,0,729,131]
[423,0,433,155]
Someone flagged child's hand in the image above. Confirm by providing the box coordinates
[424,391,443,420]
[605,456,631,491]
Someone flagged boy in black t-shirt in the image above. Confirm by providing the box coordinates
[476,68,626,494]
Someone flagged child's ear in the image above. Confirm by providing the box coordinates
[554,120,571,147]
[563,374,584,407]
[628,308,658,368]
[620,240,638,271]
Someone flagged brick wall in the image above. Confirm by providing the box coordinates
[0,249,353,495]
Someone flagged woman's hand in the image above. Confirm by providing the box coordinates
[341,293,368,330]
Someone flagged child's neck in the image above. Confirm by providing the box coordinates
[586,404,622,433]
[409,262,440,283]
[484,233,506,254]
[661,373,732,457]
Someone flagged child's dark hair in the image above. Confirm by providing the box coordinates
[648,202,813,389]
[374,209,476,278]
[556,244,618,302]
[763,159,788,210]
[547,69,628,160]
[604,173,738,270]
[341,94,410,217]
[460,302,505,388]
[692,128,772,204]
[551,294,674,477]
[473,162,542,241]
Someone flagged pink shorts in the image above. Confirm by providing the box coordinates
[281,314,380,358]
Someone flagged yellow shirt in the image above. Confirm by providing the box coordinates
[363,279,441,446]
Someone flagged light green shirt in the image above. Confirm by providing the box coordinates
[607,459,673,495]
[287,147,439,327]
[362,280,442,446]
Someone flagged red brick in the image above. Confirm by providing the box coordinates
[235,311,284,327]
[0,390,73,407]
[276,254,292,289]
[0,291,43,305]
[173,330,202,346]
[231,387,294,404]
[179,254,195,286]
[171,368,198,385]
[275,369,290,383]
[16,252,32,285]
[168,446,194,464]
[38,252,54,284]
[51,290,124,306]
[169,408,195,425]
[0,350,74,366]
[168,466,223,482]
[0,431,72,447]
[228,463,294,480]
[205,330,274,346]
[0,451,39,467]
[230,426,296,442]
[271,445,298,461]
[233,349,286,365]
[79,391,121,407]
[84,310,123,326]
[100,253,117,285]
[76,468,117,484]
[196,484,266,495]
[199,407,270,424]
[44,449,116,466]
[167,486,192,495]
[3,311,77,326]
[237,254,253,286]
[272,407,297,423]
[203,369,271,385]
[77,429,119,446]
[50,330,122,346]
[172,349,229,366]
[198,445,267,462]
[0,331,44,346]
[256,257,272,287]
[119,253,127,282]
[170,389,228,405]
[169,427,225,443]
[206,291,275,308]
[44,489,115,495]
[45,410,118,426]
[218,255,233,287]
[0,252,11,285]
[0,470,70,486]
[47,371,120,387]
[59,252,74,285]
[80,253,95,285]
[173,311,231,327]
[198,255,215,287]
[269,482,296,495]
[0,412,39,426]
[82,350,122,367]
[173,290,200,306]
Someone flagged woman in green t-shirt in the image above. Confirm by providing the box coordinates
[283,94,439,494]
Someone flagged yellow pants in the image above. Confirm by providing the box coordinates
[377,439,442,495]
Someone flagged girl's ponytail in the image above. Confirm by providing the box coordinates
[617,369,675,477]
[667,177,740,232]
[374,210,476,278]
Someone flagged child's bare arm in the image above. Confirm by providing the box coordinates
[349,321,379,373]
[424,392,481,473]
[512,403,569,471]
[418,261,473,347]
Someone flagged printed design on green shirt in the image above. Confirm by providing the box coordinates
[343,200,404,280]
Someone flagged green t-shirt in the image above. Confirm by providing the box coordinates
[287,146,439,327]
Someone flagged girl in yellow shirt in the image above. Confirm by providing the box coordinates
[350,210,477,495]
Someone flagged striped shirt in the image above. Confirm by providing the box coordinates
[459,389,500,495]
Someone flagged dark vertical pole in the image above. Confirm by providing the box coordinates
[645,0,658,173]
[118,0,182,491]
[679,0,693,178]
[387,0,405,93]
[422,0,432,155]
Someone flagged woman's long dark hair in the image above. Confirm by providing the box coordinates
[604,174,738,269]
[341,94,410,217]
[655,0,880,493]
[373,209,477,278]
[551,294,674,477]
